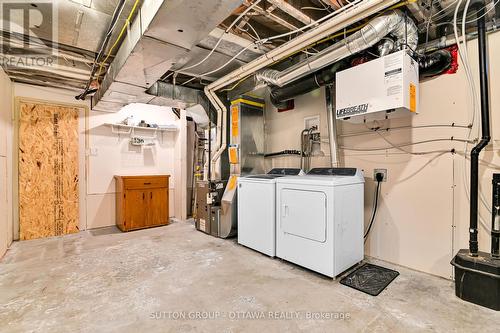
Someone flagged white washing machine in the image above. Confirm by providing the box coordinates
[276,168,365,278]
[237,168,304,257]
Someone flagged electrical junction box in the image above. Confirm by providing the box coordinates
[335,50,419,123]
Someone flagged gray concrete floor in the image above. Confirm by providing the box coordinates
[1,220,499,333]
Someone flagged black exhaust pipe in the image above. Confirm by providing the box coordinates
[270,61,348,108]
[468,6,491,256]
[451,4,500,311]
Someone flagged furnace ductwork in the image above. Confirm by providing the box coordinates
[258,9,418,87]
[255,69,282,86]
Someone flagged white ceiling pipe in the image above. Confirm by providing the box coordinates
[263,9,419,87]
[203,85,220,179]
[205,0,359,173]
[206,0,400,171]
[204,85,228,180]
[208,0,399,92]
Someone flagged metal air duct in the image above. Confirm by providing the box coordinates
[145,81,213,124]
[269,60,348,107]
[229,9,418,99]
[258,9,418,87]
[91,0,243,112]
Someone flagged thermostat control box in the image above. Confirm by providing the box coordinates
[335,50,419,123]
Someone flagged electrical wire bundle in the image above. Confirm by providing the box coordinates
[76,0,141,100]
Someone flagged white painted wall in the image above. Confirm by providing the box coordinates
[0,68,13,258]
[12,84,185,234]
[265,87,330,170]
[87,103,181,229]
[265,31,500,279]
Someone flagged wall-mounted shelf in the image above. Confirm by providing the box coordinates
[105,123,178,145]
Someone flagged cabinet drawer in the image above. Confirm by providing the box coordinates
[124,177,168,190]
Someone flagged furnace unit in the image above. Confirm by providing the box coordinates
[219,96,266,238]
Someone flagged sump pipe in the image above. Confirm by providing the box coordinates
[469,7,491,256]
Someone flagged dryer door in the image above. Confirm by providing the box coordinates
[281,189,327,242]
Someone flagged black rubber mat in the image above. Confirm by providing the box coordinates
[340,263,399,296]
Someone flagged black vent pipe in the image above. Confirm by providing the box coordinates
[419,49,452,78]
[270,61,348,108]
[469,7,491,256]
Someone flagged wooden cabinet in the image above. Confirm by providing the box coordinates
[115,175,170,231]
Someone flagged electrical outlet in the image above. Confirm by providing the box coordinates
[374,168,387,182]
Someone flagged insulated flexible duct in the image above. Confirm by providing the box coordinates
[258,9,418,87]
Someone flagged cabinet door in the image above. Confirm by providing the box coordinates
[148,188,169,226]
[125,189,147,230]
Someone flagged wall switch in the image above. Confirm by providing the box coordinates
[374,168,387,182]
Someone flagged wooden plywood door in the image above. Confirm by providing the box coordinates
[18,101,79,240]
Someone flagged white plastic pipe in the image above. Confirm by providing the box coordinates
[209,0,399,91]
[262,9,418,87]
[326,84,340,167]
[206,0,400,175]
[204,86,228,180]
